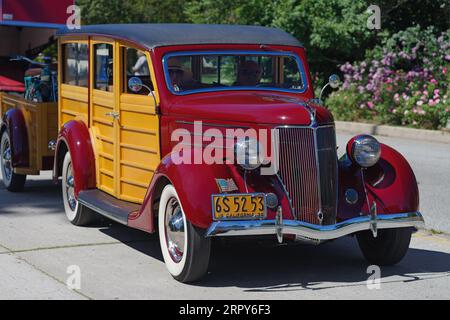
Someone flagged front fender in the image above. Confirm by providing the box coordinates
[128,148,292,232]
[54,120,96,196]
[1,108,29,167]
[338,143,419,221]
[132,150,240,230]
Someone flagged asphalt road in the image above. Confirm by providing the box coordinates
[0,133,449,299]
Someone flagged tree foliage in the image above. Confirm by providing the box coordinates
[76,0,450,83]
[77,0,188,24]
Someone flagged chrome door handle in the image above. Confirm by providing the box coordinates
[105,111,120,120]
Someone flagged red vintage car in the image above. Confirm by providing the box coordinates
[52,24,424,283]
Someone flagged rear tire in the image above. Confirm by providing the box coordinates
[62,152,97,226]
[357,227,412,266]
[158,184,211,283]
[1,131,26,192]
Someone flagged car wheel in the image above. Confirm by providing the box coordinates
[62,152,97,226]
[158,184,211,283]
[357,227,412,266]
[1,131,26,192]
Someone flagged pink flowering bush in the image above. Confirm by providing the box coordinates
[327,26,450,130]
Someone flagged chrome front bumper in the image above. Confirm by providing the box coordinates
[206,212,424,241]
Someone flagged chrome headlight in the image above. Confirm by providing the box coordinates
[349,135,381,168]
[235,138,262,170]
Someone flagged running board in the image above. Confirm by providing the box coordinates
[77,189,141,225]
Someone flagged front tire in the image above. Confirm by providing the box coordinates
[62,152,97,226]
[357,227,412,266]
[1,131,26,192]
[158,184,211,283]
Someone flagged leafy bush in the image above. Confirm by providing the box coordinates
[327,26,450,130]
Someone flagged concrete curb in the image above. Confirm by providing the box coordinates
[335,121,450,144]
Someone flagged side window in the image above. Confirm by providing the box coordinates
[219,56,237,86]
[283,57,303,89]
[259,56,275,84]
[62,43,88,87]
[200,56,218,85]
[166,56,192,91]
[94,43,114,92]
[123,48,152,95]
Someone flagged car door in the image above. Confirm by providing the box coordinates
[90,38,117,197]
[116,45,160,203]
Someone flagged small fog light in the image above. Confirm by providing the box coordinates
[48,140,56,151]
[266,193,278,209]
[345,188,359,205]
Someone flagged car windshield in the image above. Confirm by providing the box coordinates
[164,52,306,94]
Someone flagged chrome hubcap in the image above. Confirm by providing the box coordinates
[1,138,12,182]
[65,163,77,211]
[165,197,185,263]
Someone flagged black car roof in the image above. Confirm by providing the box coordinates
[56,23,302,49]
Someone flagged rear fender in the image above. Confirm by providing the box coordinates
[53,120,96,196]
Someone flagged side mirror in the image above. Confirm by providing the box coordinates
[128,76,159,112]
[328,74,340,89]
[319,74,341,103]
[128,77,143,93]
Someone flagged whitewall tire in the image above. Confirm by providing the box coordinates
[62,152,97,226]
[158,184,211,283]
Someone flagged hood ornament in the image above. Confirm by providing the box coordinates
[254,93,317,127]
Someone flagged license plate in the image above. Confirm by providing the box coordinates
[212,193,266,220]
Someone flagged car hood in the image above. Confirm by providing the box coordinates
[167,91,334,126]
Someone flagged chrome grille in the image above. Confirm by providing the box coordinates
[277,126,338,225]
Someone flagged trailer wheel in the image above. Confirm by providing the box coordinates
[158,184,211,283]
[1,131,26,192]
[62,152,97,226]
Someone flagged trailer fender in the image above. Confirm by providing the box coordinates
[1,108,29,167]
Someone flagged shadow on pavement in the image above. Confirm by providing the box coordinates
[101,223,450,291]
[0,176,62,214]
[2,176,449,291]
[99,221,163,261]
[199,237,450,291]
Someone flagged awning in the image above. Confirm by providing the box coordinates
[0,0,75,29]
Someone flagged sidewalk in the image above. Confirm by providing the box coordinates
[335,121,450,144]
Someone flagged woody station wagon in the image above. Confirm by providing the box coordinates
[1,24,424,283]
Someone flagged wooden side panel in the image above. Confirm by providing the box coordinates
[40,102,58,168]
[58,37,90,128]
[118,94,160,203]
[0,93,5,115]
[59,84,89,126]
[0,92,18,116]
[57,36,161,204]
[0,93,57,172]
[91,89,116,196]
[46,104,59,148]
[89,37,118,197]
